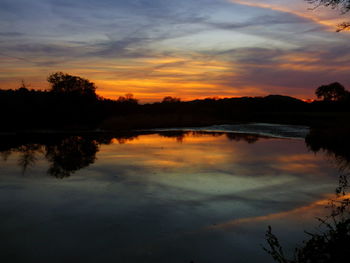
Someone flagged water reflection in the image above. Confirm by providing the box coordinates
[265,176,350,263]
[226,133,260,144]
[0,129,348,263]
[306,127,350,222]
[306,128,350,172]
[265,127,350,263]
[0,132,264,178]
[0,134,116,178]
[45,136,100,178]
[158,131,264,144]
[3,136,91,177]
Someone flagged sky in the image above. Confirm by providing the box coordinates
[1,0,350,102]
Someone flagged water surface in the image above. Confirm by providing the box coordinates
[0,131,341,263]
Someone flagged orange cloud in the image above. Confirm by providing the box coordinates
[228,0,346,30]
[207,193,350,230]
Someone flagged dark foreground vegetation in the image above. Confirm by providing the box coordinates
[265,127,350,263]
[1,72,350,132]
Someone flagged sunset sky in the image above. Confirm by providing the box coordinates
[1,0,350,102]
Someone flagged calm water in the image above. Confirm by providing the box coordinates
[0,131,341,263]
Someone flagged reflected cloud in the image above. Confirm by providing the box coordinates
[0,128,349,262]
[0,128,347,186]
[207,193,345,230]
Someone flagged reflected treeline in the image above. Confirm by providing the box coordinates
[0,133,137,178]
[157,131,188,143]
[45,137,99,178]
[265,127,350,263]
[0,131,263,178]
[225,133,261,144]
[306,127,350,172]
[157,131,263,143]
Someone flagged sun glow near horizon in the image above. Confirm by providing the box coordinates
[1,0,350,102]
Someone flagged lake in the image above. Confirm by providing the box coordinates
[0,126,343,263]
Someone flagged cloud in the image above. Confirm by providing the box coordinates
[209,43,350,97]
[227,0,344,30]
[1,0,350,100]
[0,32,24,37]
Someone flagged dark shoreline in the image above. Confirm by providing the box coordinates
[0,122,309,140]
[2,86,349,133]
[1,111,349,134]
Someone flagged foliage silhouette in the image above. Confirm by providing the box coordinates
[316,82,348,101]
[307,0,350,10]
[264,127,350,263]
[47,72,97,98]
[265,174,350,263]
[162,96,181,103]
[117,93,138,104]
[1,73,350,132]
[306,0,350,31]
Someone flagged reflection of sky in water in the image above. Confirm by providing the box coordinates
[0,133,340,263]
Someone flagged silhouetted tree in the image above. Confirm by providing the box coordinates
[18,80,29,93]
[117,93,138,104]
[162,96,181,103]
[315,82,348,101]
[47,72,97,98]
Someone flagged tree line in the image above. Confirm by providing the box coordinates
[0,72,349,131]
